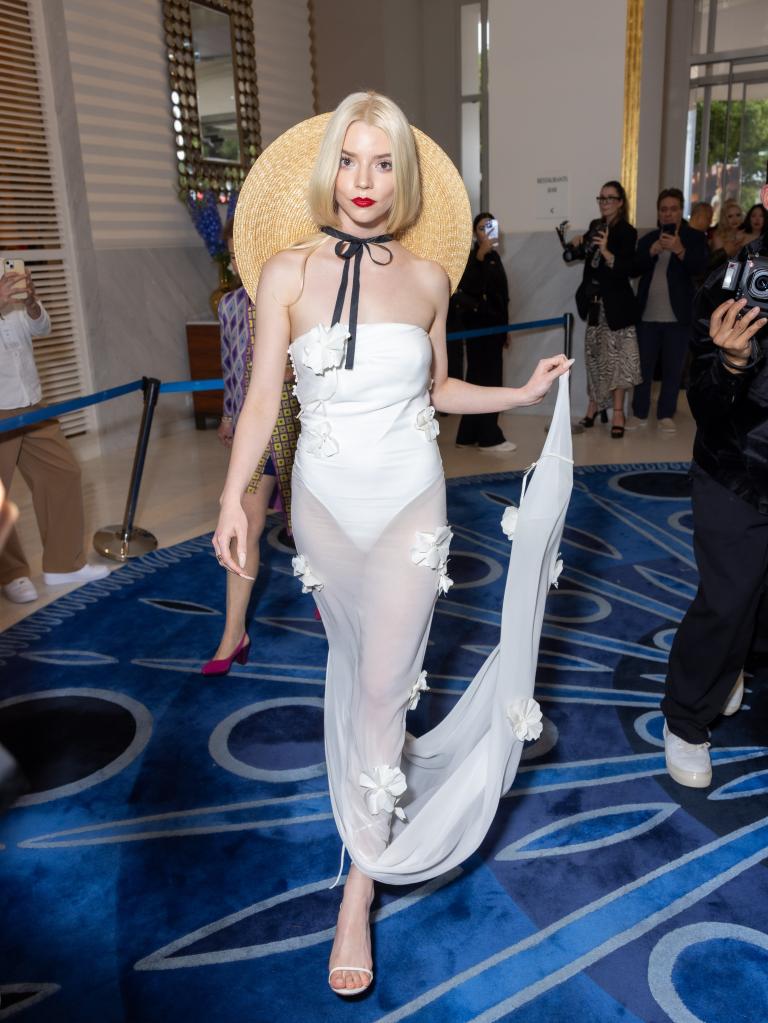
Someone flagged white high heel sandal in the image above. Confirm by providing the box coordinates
[328,966,373,997]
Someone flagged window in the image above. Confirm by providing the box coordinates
[685,1,768,214]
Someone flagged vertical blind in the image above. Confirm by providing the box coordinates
[0,0,89,435]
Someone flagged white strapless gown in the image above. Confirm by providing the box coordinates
[288,322,573,885]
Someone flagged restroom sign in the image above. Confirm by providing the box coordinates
[536,175,568,219]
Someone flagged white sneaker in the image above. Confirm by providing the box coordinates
[3,576,39,603]
[623,417,648,431]
[658,418,677,432]
[479,440,518,453]
[43,563,110,586]
[663,722,711,788]
[721,672,744,717]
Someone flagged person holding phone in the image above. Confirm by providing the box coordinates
[452,212,517,452]
[0,259,108,603]
[570,182,641,438]
[630,188,709,431]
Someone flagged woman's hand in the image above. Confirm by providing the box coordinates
[709,297,767,370]
[519,354,573,405]
[212,497,249,575]
[217,418,234,447]
[595,229,610,258]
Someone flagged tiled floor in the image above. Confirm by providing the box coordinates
[0,397,696,631]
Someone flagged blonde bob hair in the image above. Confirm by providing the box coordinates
[307,91,421,235]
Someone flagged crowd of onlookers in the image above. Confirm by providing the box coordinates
[444,186,767,447]
[566,184,765,438]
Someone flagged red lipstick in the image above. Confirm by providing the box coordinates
[352,197,375,207]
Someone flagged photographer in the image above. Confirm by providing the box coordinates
[0,264,108,602]
[631,188,709,431]
[568,181,641,438]
[452,213,516,452]
[661,190,768,787]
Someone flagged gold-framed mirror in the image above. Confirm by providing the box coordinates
[161,0,260,198]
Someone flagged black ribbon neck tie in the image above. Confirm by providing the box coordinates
[321,226,393,369]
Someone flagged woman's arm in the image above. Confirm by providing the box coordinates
[601,222,636,276]
[426,264,571,413]
[213,256,294,573]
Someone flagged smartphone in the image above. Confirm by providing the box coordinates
[484,218,499,243]
[1,258,27,302]
[661,223,676,235]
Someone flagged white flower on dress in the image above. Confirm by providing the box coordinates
[549,556,564,589]
[407,670,429,710]
[303,420,339,458]
[438,570,453,595]
[359,765,407,821]
[410,526,453,572]
[415,406,440,442]
[506,698,544,742]
[301,323,349,375]
[500,504,519,540]
[291,554,323,594]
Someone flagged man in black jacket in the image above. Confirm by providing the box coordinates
[662,209,768,787]
[631,188,710,431]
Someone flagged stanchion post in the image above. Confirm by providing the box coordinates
[94,376,160,561]
[563,312,574,360]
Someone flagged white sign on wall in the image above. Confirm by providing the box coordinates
[536,175,568,219]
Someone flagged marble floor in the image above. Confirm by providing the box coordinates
[0,397,696,631]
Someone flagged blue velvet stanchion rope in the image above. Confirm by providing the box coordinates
[0,316,566,434]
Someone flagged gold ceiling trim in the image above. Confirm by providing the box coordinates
[621,0,645,224]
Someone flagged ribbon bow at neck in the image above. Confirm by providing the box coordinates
[321,226,393,369]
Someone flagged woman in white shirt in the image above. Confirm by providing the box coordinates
[0,266,107,602]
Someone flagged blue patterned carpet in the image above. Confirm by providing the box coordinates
[1,462,767,1023]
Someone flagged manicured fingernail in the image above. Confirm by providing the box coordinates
[238,551,246,568]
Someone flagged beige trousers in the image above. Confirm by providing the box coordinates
[0,405,85,583]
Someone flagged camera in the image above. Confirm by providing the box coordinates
[722,254,768,315]
[556,219,606,263]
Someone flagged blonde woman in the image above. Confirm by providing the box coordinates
[213,92,571,996]
[710,199,745,261]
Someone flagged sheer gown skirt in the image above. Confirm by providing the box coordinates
[291,468,446,867]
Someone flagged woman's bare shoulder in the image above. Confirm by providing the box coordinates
[399,249,450,296]
[256,247,312,306]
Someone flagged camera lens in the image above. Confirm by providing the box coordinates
[748,268,768,297]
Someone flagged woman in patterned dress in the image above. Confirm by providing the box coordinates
[202,220,300,675]
[573,181,641,438]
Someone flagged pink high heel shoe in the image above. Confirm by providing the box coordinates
[201,632,250,676]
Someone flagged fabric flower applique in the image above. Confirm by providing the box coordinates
[407,670,429,711]
[549,555,564,589]
[438,569,453,595]
[360,765,408,821]
[506,697,544,742]
[301,323,349,375]
[410,526,453,571]
[291,554,323,594]
[500,504,519,540]
[415,405,440,442]
[303,419,339,458]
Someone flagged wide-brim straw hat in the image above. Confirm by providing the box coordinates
[233,112,472,300]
